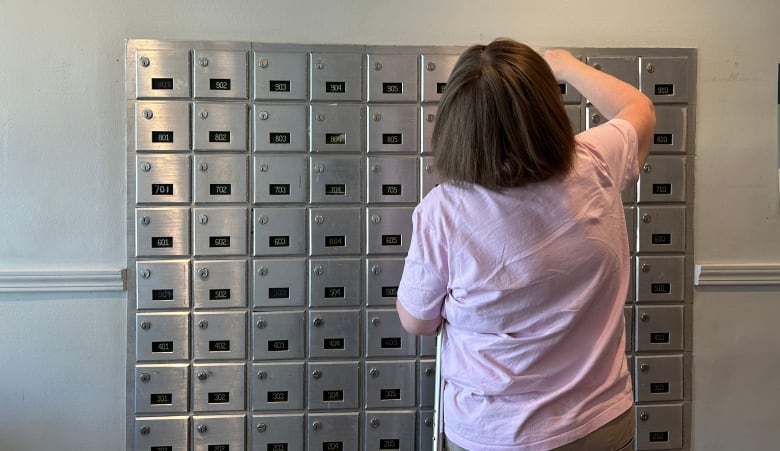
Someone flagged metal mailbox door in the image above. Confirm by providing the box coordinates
[135,49,191,99]
[308,207,362,256]
[192,414,246,451]
[193,102,248,151]
[639,56,689,104]
[421,54,458,103]
[192,311,247,361]
[250,414,305,451]
[652,106,688,154]
[250,363,305,411]
[253,155,308,204]
[365,308,417,358]
[586,56,639,87]
[253,51,308,100]
[366,207,414,255]
[367,53,418,103]
[252,207,307,256]
[624,206,636,254]
[310,156,363,203]
[309,104,365,153]
[363,410,416,451]
[624,306,634,353]
[135,363,190,413]
[365,360,416,408]
[136,154,191,204]
[136,259,190,310]
[635,305,684,352]
[417,409,435,451]
[365,257,404,307]
[136,312,190,361]
[565,105,582,134]
[193,50,248,99]
[636,255,686,303]
[308,309,361,359]
[307,412,360,451]
[627,257,636,303]
[135,101,191,152]
[367,156,419,204]
[134,416,189,451]
[310,52,364,101]
[419,335,437,357]
[136,207,191,257]
[418,359,436,407]
[638,155,687,203]
[252,258,307,308]
[309,257,362,307]
[251,311,306,360]
[636,206,687,253]
[623,182,637,205]
[367,105,419,154]
[421,105,437,154]
[420,156,441,199]
[635,404,683,450]
[192,259,247,309]
[193,155,248,204]
[192,207,248,256]
[253,104,308,152]
[634,354,683,403]
[192,363,247,412]
[307,361,361,410]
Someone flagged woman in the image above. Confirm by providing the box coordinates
[396,39,655,450]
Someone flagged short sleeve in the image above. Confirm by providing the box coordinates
[397,201,449,321]
[576,118,640,192]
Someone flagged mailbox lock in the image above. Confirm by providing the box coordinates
[315,113,326,122]
[199,161,209,172]
[373,62,383,71]
[640,313,650,322]
[426,62,436,71]
[256,423,267,433]
[199,214,209,225]
[139,56,150,67]
[140,161,151,172]
[139,372,151,382]
[312,420,322,430]
[256,318,267,329]
[314,164,325,173]
[315,61,325,70]
[257,370,267,380]
[258,215,269,225]
[373,112,383,122]
[258,111,269,120]
[641,213,652,224]
[197,424,208,434]
[141,268,152,279]
[197,371,208,380]
[593,63,602,70]
[199,109,208,119]
[314,265,324,276]
[259,162,269,172]
[426,113,435,122]
[258,58,269,68]
[640,363,650,372]
[370,163,379,173]
[369,367,379,377]
[369,417,381,428]
[639,412,650,421]
[424,418,434,427]
[312,317,323,327]
[314,215,325,224]
[257,267,269,277]
[371,214,382,223]
[142,109,153,120]
[643,163,653,173]
[425,367,435,376]
[371,265,381,275]
[646,63,656,74]
[641,263,651,273]
[140,320,151,330]
[425,163,434,174]
[198,267,209,279]
[591,113,602,125]
[371,316,381,326]
[139,215,150,225]
[198,57,209,67]
[312,369,322,379]
[198,320,209,329]
[139,425,150,435]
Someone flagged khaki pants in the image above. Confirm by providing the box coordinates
[444,408,634,451]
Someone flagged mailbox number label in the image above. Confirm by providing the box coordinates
[325,81,346,93]
[268,340,289,351]
[152,289,174,301]
[151,237,173,248]
[324,287,344,298]
[382,133,402,145]
[152,184,173,195]
[270,80,291,92]
[652,184,672,195]
[651,234,672,245]
[323,442,343,451]
[150,393,172,405]
[152,341,174,353]
[651,283,671,294]
[650,382,670,393]
[209,131,231,143]
[269,236,290,248]
[268,287,290,299]
[151,78,173,90]
[208,392,229,403]
[323,390,344,402]
[649,431,669,443]
[325,236,345,247]
[209,236,231,248]
[270,132,290,144]
[381,337,401,349]
[382,82,403,94]
[151,131,173,143]
[325,184,346,195]
[380,439,400,450]
[209,289,230,300]
[380,388,401,400]
[209,340,230,352]
[151,447,173,451]
[208,445,229,451]
[437,82,447,94]
[381,286,398,297]
[382,235,402,246]
[269,184,290,195]
[650,332,671,344]
[655,84,674,96]
[268,444,288,451]
[267,391,289,403]
[324,338,345,350]
[382,184,402,195]
[209,79,231,90]
[326,133,346,145]
[209,184,231,195]
[654,133,673,145]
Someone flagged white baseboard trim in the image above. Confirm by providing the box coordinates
[695,264,780,286]
[0,269,126,292]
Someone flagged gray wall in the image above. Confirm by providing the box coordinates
[1,1,779,449]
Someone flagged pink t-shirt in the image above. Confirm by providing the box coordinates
[398,119,639,450]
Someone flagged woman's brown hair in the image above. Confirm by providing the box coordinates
[432,39,575,190]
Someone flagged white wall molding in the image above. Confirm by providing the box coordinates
[0,269,126,292]
[695,264,780,286]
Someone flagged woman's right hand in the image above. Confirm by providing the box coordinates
[542,49,579,81]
